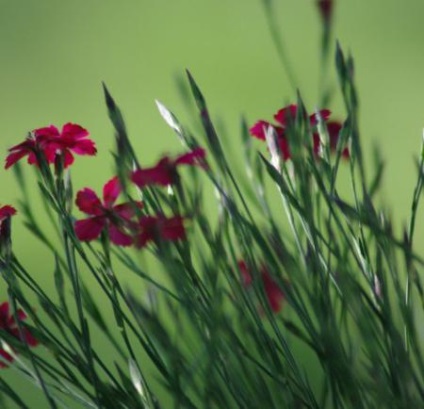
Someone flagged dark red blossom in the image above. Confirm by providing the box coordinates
[131,147,206,188]
[74,177,143,246]
[238,261,286,313]
[134,215,186,248]
[250,104,349,160]
[0,302,38,368]
[5,123,96,169]
[249,104,330,161]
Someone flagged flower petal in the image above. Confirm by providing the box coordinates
[103,177,121,207]
[61,123,89,140]
[310,109,331,126]
[262,272,285,313]
[160,216,186,241]
[249,120,274,140]
[0,206,16,221]
[74,217,105,241]
[174,147,207,168]
[113,202,143,220]
[5,139,37,169]
[70,139,97,156]
[75,188,103,215]
[0,302,9,325]
[274,104,298,126]
[22,328,38,347]
[108,224,134,246]
[278,137,291,161]
[131,158,173,187]
[238,261,252,286]
[33,125,60,139]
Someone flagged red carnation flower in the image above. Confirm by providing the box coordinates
[131,147,206,188]
[74,177,143,246]
[5,123,96,169]
[249,104,330,161]
[0,301,38,368]
[238,261,286,313]
[134,215,186,248]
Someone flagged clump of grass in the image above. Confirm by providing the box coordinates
[0,2,423,408]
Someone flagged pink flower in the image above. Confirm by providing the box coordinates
[313,121,350,158]
[74,177,143,246]
[134,215,186,248]
[131,147,206,188]
[0,301,38,368]
[249,104,331,161]
[238,261,286,313]
[5,123,96,169]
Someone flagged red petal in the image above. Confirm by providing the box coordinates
[0,302,9,325]
[5,151,27,169]
[160,216,186,241]
[113,202,143,220]
[11,308,27,323]
[131,159,174,187]
[278,137,291,161]
[0,206,16,221]
[310,109,332,126]
[70,139,97,156]
[134,216,158,248]
[174,147,207,168]
[103,177,121,207]
[62,150,75,167]
[274,105,298,126]
[249,120,273,140]
[75,188,103,215]
[327,121,342,149]
[74,217,105,241]
[33,125,60,139]
[108,224,133,246]
[262,272,285,313]
[341,147,350,159]
[238,261,252,286]
[61,123,89,140]
[22,328,38,347]
[313,133,321,156]
[5,139,36,169]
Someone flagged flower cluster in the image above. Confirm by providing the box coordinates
[250,104,349,160]
[5,123,96,169]
[75,148,206,248]
[238,261,286,313]
[5,124,206,249]
[0,302,38,368]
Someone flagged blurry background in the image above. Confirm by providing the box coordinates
[1,0,424,406]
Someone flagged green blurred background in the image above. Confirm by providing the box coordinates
[2,0,424,406]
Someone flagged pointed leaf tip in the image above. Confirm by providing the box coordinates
[102,82,115,112]
[186,70,206,110]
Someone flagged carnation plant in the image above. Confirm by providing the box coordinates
[1,1,424,408]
